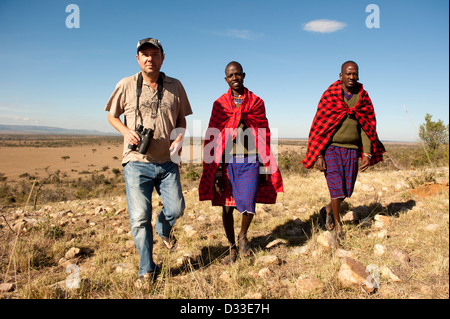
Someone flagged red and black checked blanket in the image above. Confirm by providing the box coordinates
[302,80,385,169]
[199,87,283,205]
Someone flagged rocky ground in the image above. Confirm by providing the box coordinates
[0,167,448,299]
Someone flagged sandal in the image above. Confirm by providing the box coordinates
[221,246,237,265]
[320,207,335,231]
[238,236,251,257]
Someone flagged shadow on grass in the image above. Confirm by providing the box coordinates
[165,199,416,276]
[248,199,417,250]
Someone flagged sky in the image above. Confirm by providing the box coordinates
[0,0,448,142]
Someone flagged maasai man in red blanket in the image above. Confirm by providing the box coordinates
[199,61,283,264]
[302,61,385,237]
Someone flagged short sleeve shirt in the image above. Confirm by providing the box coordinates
[105,72,192,164]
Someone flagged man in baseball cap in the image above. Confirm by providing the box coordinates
[137,37,164,54]
[106,37,192,287]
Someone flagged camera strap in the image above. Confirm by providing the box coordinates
[134,71,164,131]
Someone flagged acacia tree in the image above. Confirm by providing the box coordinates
[418,113,449,150]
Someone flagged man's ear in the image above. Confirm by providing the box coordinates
[242,72,246,79]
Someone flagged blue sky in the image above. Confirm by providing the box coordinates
[0,0,448,141]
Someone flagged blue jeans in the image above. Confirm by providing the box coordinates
[124,161,185,276]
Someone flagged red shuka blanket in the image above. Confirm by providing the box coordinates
[199,87,283,205]
[302,80,385,169]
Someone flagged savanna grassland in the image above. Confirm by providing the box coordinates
[0,135,448,300]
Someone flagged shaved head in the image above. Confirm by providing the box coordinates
[341,60,358,73]
[225,61,243,74]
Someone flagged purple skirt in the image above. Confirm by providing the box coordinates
[227,155,259,214]
[324,145,359,199]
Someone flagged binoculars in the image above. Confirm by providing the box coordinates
[128,124,154,154]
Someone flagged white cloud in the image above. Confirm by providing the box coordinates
[208,29,263,40]
[303,19,347,33]
[225,29,262,40]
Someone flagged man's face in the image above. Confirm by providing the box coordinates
[340,63,359,91]
[136,46,164,76]
[225,64,245,93]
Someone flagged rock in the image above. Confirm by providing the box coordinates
[341,211,358,223]
[65,247,81,259]
[317,231,338,251]
[338,257,376,293]
[380,266,401,282]
[95,206,105,215]
[423,224,440,232]
[296,277,325,294]
[335,248,353,258]
[219,271,232,282]
[0,283,15,292]
[112,263,135,275]
[115,207,127,215]
[115,227,125,235]
[183,225,198,238]
[265,239,285,249]
[58,257,79,268]
[125,240,135,249]
[374,214,391,228]
[420,285,433,296]
[244,292,263,299]
[64,247,92,259]
[258,267,273,278]
[369,229,388,239]
[290,245,309,257]
[391,249,410,265]
[361,184,374,192]
[374,244,387,256]
[256,255,281,266]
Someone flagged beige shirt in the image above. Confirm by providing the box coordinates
[105,72,192,164]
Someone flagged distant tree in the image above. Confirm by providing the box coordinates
[418,113,449,150]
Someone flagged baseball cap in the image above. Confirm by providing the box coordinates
[137,38,164,54]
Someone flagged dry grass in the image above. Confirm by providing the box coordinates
[0,138,448,300]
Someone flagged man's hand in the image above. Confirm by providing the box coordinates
[360,156,371,171]
[315,156,326,172]
[169,133,183,156]
[126,129,140,147]
[214,176,225,194]
[169,133,184,165]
